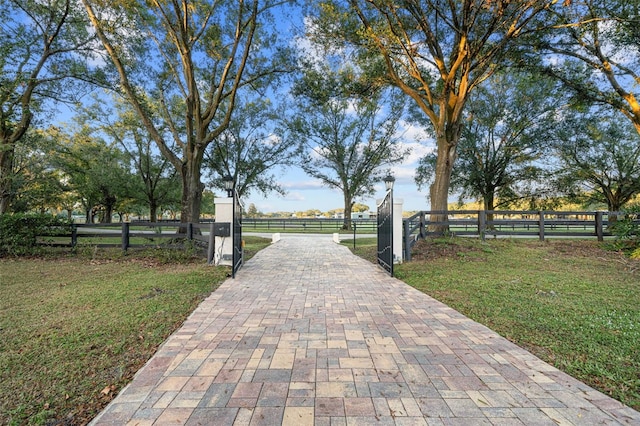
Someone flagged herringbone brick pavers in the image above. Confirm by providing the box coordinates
[91,235,640,425]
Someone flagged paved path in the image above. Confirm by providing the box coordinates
[91,235,640,425]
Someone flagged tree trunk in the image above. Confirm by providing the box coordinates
[150,201,158,223]
[484,193,495,228]
[102,195,116,223]
[429,133,457,233]
[103,207,112,223]
[343,196,353,231]
[180,157,204,224]
[0,147,15,214]
[607,199,621,226]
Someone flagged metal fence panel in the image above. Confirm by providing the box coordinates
[232,194,243,278]
[377,191,393,276]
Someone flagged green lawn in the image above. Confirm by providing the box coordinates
[0,237,271,425]
[342,237,640,411]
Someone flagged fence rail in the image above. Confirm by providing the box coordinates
[241,218,378,232]
[36,222,224,258]
[403,210,637,261]
[35,219,377,250]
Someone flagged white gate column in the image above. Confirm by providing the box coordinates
[213,197,233,266]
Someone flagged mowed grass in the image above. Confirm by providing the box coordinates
[343,237,640,411]
[0,237,271,425]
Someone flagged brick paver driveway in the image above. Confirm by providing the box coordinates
[91,234,640,425]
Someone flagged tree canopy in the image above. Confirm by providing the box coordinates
[416,72,560,212]
[287,61,407,230]
[531,0,640,134]
[3,0,640,221]
[0,0,99,213]
[552,110,640,212]
[82,0,295,222]
[308,0,557,224]
[205,96,300,199]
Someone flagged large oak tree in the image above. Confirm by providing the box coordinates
[552,110,640,212]
[82,0,294,223]
[287,65,407,230]
[416,72,560,215]
[310,0,557,225]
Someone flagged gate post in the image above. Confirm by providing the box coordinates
[595,211,604,241]
[393,198,403,264]
[122,222,130,252]
[213,197,233,267]
[478,210,486,241]
[207,222,215,264]
[403,219,412,262]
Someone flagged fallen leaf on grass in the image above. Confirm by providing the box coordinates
[100,385,115,396]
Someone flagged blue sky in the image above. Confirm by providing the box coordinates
[239,124,436,214]
[241,170,430,214]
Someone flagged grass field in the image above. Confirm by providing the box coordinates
[342,237,640,411]
[0,236,271,425]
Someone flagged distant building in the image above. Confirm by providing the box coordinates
[351,212,370,220]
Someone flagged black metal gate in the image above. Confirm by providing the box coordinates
[377,189,393,276]
[232,192,243,278]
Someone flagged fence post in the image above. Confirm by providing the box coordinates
[187,223,194,240]
[71,224,78,248]
[353,221,356,251]
[478,210,486,241]
[538,211,545,241]
[403,218,412,262]
[122,222,130,252]
[419,212,426,239]
[595,211,604,242]
[207,222,215,264]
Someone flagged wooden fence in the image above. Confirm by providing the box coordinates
[403,210,636,261]
[37,222,229,263]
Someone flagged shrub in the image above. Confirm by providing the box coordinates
[0,213,71,256]
[609,205,640,255]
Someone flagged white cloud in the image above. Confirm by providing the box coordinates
[284,191,306,201]
[397,140,434,165]
[389,166,417,182]
[395,120,432,143]
[282,179,326,190]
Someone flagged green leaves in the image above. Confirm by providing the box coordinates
[0,213,71,256]
[552,110,640,211]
